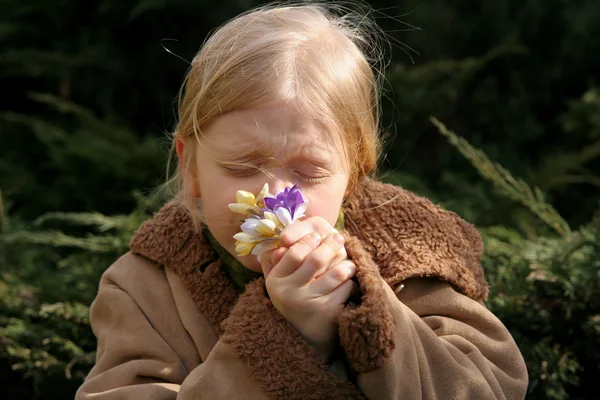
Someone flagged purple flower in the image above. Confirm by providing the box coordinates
[263,184,308,226]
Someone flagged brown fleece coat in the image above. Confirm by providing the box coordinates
[76,178,528,400]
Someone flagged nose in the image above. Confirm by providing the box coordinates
[268,169,294,195]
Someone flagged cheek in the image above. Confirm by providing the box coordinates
[307,204,340,227]
[196,174,238,228]
[305,185,346,226]
[199,185,237,225]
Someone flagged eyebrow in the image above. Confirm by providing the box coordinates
[287,146,331,165]
[216,143,332,167]
[217,147,267,161]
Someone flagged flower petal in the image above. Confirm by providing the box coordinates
[263,196,278,211]
[294,201,308,220]
[235,240,255,256]
[240,219,261,236]
[255,219,277,236]
[263,211,278,223]
[233,232,262,243]
[256,183,270,205]
[228,203,253,215]
[236,190,256,206]
[286,188,300,216]
[275,207,293,227]
[251,239,280,256]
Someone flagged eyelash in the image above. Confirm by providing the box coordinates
[223,166,328,183]
[223,166,258,177]
[296,172,328,184]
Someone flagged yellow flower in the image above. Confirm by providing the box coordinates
[228,203,258,216]
[255,183,269,206]
[228,183,270,217]
[236,190,256,205]
[235,240,256,257]
[240,218,279,237]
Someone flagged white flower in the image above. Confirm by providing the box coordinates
[275,207,293,227]
[250,239,279,256]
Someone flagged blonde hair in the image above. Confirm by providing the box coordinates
[168,2,384,225]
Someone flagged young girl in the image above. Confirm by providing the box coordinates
[76,3,528,399]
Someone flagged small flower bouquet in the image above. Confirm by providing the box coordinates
[228,184,308,256]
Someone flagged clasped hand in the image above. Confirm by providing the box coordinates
[259,216,358,361]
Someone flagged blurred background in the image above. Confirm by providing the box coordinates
[1,0,599,399]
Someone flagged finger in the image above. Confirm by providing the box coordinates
[270,247,287,269]
[259,249,276,278]
[260,247,289,278]
[270,232,321,278]
[314,237,347,280]
[324,277,357,306]
[290,233,345,285]
[308,260,356,296]
[331,245,347,267]
[280,217,337,248]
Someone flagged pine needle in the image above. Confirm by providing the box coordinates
[1,230,122,252]
[431,117,572,237]
[34,212,129,232]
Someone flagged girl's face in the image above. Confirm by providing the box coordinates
[192,104,350,272]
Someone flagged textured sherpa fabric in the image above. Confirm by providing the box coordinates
[129,177,488,374]
[337,234,397,373]
[343,178,487,301]
[131,178,488,303]
[77,177,528,400]
[220,278,366,400]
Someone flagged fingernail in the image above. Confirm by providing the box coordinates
[333,233,345,245]
[348,262,356,274]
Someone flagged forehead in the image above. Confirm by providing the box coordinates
[200,105,344,160]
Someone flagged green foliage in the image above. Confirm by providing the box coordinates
[430,120,600,400]
[0,93,166,217]
[381,0,600,228]
[0,192,161,398]
[431,117,572,237]
[534,88,600,192]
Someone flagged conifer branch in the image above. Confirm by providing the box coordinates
[431,117,572,237]
[1,230,122,252]
[34,212,129,232]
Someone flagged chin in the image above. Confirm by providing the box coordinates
[239,254,263,273]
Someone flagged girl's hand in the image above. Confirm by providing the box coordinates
[259,217,357,361]
[279,216,348,269]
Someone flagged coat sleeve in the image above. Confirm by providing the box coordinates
[337,244,529,400]
[75,254,269,400]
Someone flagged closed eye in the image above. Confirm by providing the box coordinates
[220,163,260,177]
[295,171,330,184]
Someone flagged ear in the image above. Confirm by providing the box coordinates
[176,137,185,161]
[175,138,201,198]
[343,180,353,201]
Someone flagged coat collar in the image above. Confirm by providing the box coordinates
[130,177,488,303]
[129,177,488,337]
[128,178,488,399]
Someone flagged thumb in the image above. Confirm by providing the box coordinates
[259,247,287,278]
[258,249,276,278]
